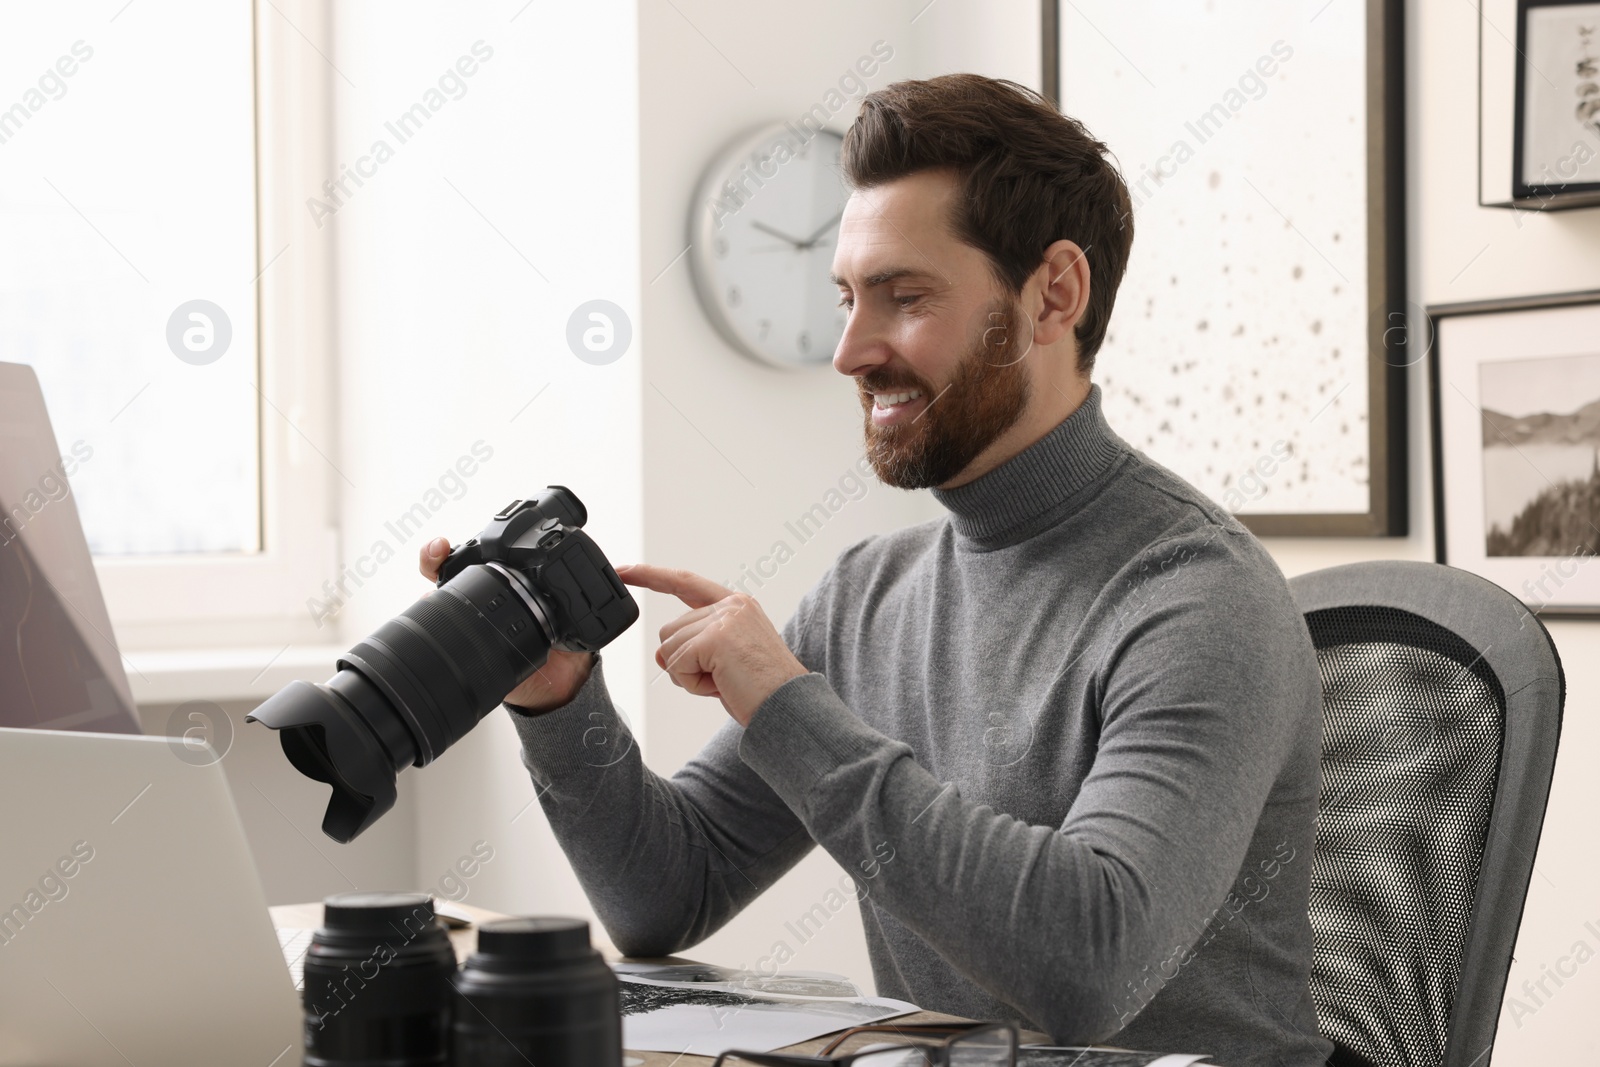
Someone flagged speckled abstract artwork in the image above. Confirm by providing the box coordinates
[1061,0,1371,515]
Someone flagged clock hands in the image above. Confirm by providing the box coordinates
[748,209,844,251]
[750,220,809,248]
[798,209,843,249]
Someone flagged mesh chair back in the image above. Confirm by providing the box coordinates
[1289,562,1563,1067]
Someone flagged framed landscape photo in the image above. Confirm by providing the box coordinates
[1512,0,1600,204]
[1429,290,1600,617]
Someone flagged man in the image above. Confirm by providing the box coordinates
[422,74,1332,1066]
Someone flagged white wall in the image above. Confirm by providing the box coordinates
[324,0,643,923]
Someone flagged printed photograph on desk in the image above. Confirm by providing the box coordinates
[1430,291,1600,615]
[613,960,863,997]
[1018,1049,1217,1067]
[614,967,916,1057]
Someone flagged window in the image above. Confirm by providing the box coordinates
[1,4,259,553]
[0,2,338,651]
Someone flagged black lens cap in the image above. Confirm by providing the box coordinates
[322,890,436,933]
[475,917,593,964]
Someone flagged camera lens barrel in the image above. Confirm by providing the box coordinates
[303,892,458,1067]
[341,565,553,766]
[451,917,622,1067]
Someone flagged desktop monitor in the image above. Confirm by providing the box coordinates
[0,361,140,733]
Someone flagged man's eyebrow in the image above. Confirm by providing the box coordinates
[829,267,937,288]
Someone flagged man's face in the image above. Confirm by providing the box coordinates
[829,169,1034,490]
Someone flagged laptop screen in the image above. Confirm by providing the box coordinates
[0,362,140,733]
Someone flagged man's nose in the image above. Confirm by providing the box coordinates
[833,310,889,380]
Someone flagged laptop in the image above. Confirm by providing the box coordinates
[0,727,303,1065]
[0,361,140,734]
[0,361,302,1064]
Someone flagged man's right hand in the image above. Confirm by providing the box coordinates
[420,536,595,715]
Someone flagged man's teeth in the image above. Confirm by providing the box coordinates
[873,389,923,408]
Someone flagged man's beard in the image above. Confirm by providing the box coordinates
[859,295,1033,490]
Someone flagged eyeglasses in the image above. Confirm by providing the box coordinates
[711,1020,1018,1067]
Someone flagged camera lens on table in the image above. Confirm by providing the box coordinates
[302,891,457,1067]
[452,916,622,1067]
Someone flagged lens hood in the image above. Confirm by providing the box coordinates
[247,675,406,842]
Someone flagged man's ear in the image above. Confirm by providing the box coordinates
[1032,239,1091,350]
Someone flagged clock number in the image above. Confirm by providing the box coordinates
[797,330,811,354]
[757,319,771,340]
[714,237,729,259]
[727,285,742,308]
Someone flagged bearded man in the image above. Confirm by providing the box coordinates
[421,73,1332,1067]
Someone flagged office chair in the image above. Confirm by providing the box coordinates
[1288,560,1564,1067]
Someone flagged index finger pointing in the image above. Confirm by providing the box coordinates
[616,563,732,610]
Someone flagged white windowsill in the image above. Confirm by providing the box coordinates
[125,645,348,707]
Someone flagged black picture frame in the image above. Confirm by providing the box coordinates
[1039,0,1409,536]
[1510,0,1600,205]
[1428,288,1600,618]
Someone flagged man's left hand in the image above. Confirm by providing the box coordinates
[615,564,808,727]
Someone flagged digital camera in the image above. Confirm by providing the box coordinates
[248,488,638,842]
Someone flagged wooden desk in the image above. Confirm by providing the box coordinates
[271,903,1049,1064]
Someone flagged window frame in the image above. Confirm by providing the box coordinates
[96,0,340,654]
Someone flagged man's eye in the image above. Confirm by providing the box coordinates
[837,296,854,309]
[895,294,920,308]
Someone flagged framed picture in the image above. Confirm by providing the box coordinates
[1512,1,1600,204]
[1429,290,1600,617]
[1041,0,1408,535]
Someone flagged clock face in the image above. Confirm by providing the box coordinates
[689,122,851,369]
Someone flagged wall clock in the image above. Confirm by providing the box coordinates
[688,121,850,369]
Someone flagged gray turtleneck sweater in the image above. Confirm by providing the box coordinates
[509,385,1333,1067]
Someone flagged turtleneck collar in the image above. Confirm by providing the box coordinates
[928,383,1128,549]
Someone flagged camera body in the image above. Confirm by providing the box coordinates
[247,488,638,843]
[434,489,635,654]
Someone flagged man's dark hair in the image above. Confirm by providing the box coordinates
[841,73,1134,375]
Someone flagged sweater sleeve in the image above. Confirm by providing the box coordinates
[506,571,835,957]
[735,526,1315,1042]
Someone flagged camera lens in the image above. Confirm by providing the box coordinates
[347,564,554,759]
[303,892,458,1067]
[452,917,621,1067]
[248,563,552,842]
